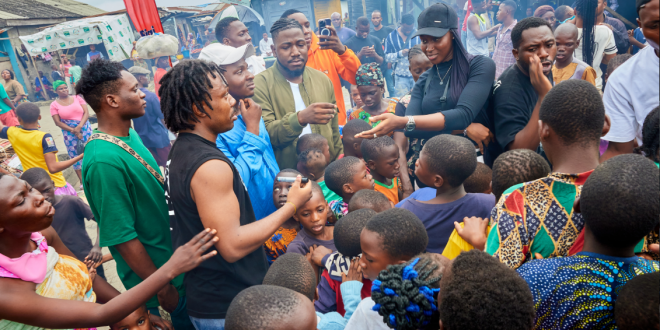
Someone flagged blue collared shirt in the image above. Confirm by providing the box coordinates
[216,115,280,220]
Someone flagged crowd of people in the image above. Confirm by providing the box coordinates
[0,0,658,329]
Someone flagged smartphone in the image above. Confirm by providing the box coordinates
[277,176,309,183]
[318,18,332,36]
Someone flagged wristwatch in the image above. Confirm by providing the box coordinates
[405,116,416,132]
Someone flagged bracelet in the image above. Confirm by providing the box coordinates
[286,201,297,214]
[463,128,468,137]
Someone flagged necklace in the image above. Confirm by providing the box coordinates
[436,64,453,85]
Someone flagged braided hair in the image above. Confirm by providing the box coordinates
[371,253,448,330]
[159,59,227,133]
[270,18,303,42]
[634,106,660,162]
[575,0,597,66]
[407,44,425,62]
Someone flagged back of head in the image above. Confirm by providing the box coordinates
[634,106,660,162]
[215,17,239,43]
[76,59,125,111]
[361,136,396,163]
[15,103,41,124]
[334,208,376,257]
[281,9,302,19]
[606,53,633,77]
[511,17,553,49]
[463,162,492,194]
[492,149,551,200]
[422,135,477,187]
[20,168,50,187]
[357,16,370,27]
[343,119,373,140]
[539,79,604,148]
[348,189,392,213]
[365,208,428,259]
[555,5,572,21]
[401,13,415,25]
[408,44,425,62]
[270,18,303,42]
[534,5,555,18]
[225,285,305,330]
[297,133,327,155]
[262,253,316,301]
[439,250,535,330]
[581,154,659,248]
[502,0,518,14]
[159,59,226,133]
[325,156,362,196]
[615,272,660,330]
[297,149,326,177]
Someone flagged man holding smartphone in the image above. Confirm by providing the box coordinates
[345,16,385,67]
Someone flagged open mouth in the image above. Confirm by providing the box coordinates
[311,224,324,232]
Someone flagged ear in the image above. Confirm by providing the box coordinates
[485,181,493,195]
[343,182,354,195]
[309,172,317,181]
[366,159,377,171]
[538,120,551,142]
[222,38,230,45]
[637,18,641,28]
[352,142,360,153]
[575,38,580,48]
[433,174,444,189]
[601,114,611,137]
[270,44,276,54]
[38,115,42,121]
[191,102,208,119]
[573,196,581,214]
[314,287,319,302]
[106,94,120,109]
[512,48,519,61]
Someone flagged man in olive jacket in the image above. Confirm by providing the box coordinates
[254,18,343,169]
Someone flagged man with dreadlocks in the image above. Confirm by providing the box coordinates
[159,59,312,326]
[254,18,343,170]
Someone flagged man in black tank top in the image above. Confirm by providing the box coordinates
[160,60,313,326]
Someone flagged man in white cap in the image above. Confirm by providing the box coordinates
[128,66,171,167]
[198,43,280,220]
[214,17,267,75]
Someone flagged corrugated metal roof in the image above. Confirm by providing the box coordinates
[33,0,105,16]
[0,10,26,19]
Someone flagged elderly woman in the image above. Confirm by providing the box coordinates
[1,70,27,106]
[534,5,557,28]
[50,80,91,187]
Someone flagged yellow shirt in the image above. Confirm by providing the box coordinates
[442,222,491,260]
[551,62,597,86]
[6,127,67,187]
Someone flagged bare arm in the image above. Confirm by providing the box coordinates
[191,160,312,263]
[601,52,616,65]
[600,140,634,162]
[52,114,75,133]
[77,103,90,131]
[468,16,499,40]
[393,131,412,198]
[3,97,15,111]
[43,152,84,174]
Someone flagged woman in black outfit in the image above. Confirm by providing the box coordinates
[358,3,496,181]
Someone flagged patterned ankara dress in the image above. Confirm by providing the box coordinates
[264,227,298,264]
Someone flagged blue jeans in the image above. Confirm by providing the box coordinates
[189,317,225,330]
[393,75,415,98]
[384,68,395,98]
[147,296,195,330]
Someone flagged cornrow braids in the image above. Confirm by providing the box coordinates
[371,254,445,330]
[407,44,425,62]
[159,59,227,133]
[270,18,303,42]
[634,106,660,162]
[575,0,597,66]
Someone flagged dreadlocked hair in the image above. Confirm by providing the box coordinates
[634,106,660,162]
[270,18,303,42]
[407,44,425,62]
[159,59,227,133]
[371,253,449,330]
[575,0,597,66]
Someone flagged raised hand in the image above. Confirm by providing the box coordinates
[319,25,347,55]
[285,175,313,213]
[240,99,263,135]
[529,55,552,97]
[166,228,219,275]
[342,257,363,283]
[454,217,489,251]
[297,102,337,125]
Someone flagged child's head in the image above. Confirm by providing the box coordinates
[580,154,659,250]
[0,173,55,234]
[325,156,374,201]
[408,44,433,82]
[372,253,451,330]
[273,169,301,209]
[415,135,477,190]
[293,181,328,236]
[361,136,400,180]
[463,163,492,194]
[438,250,535,330]
[225,285,317,330]
[21,168,56,204]
[110,305,153,330]
[342,119,373,158]
[350,84,364,108]
[359,208,428,280]
[296,149,327,181]
[491,149,551,201]
[539,80,608,163]
[334,208,376,257]
[554,23,580,65]
[605,53,632,82]
[16,103,41,125]
[633,106,659,163]
[262,253,316,301]
[348,189,393,213]
[296,133,330,165]
[614,272,660,330]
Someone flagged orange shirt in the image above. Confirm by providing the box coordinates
[374,177,401,205]
[306,33,361,126]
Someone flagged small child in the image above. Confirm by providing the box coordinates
[516,154,660,329]
[0,103,82,196]
[21,168,105,279]
[361,136,402,204]
[316,209,376,315]
[399,135,495,253]
[297,133,331,165]
[614,272,660,330]
[297,149,342,203]
[438,250,536,330]
[110,305,155,330]
[325,156,375,221]
[264,169,302,264]
[263,253,364,330]
[463,162,492,194]
[225,285,317,330]
[286,181,336,255]
[552,23,597,86]
[348,189,393,213]
[341,119,373,159]
[344,208,429,329]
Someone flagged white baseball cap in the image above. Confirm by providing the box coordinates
[198,43,255,66]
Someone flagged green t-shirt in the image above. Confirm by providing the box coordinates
[0,84,11,114]
[69,66,82,84]
[319,180,342,203]
[82,128,183,308]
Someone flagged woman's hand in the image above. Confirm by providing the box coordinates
[354,113,407,139]
[164,228,218,277]
[465,123,494,154]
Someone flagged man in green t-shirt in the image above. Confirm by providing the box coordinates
[77,59,193,330]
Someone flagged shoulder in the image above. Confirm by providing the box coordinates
[468,193,497,207]
[516,257,568,281]
[469,55,496,72]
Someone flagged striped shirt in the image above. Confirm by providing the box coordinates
[384,28,421,77]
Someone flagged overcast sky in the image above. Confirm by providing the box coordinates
[77,0,219,11]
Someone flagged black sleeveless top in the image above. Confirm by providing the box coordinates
[165,133,268,319]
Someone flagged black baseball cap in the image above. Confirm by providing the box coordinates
[412,3,459,38]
